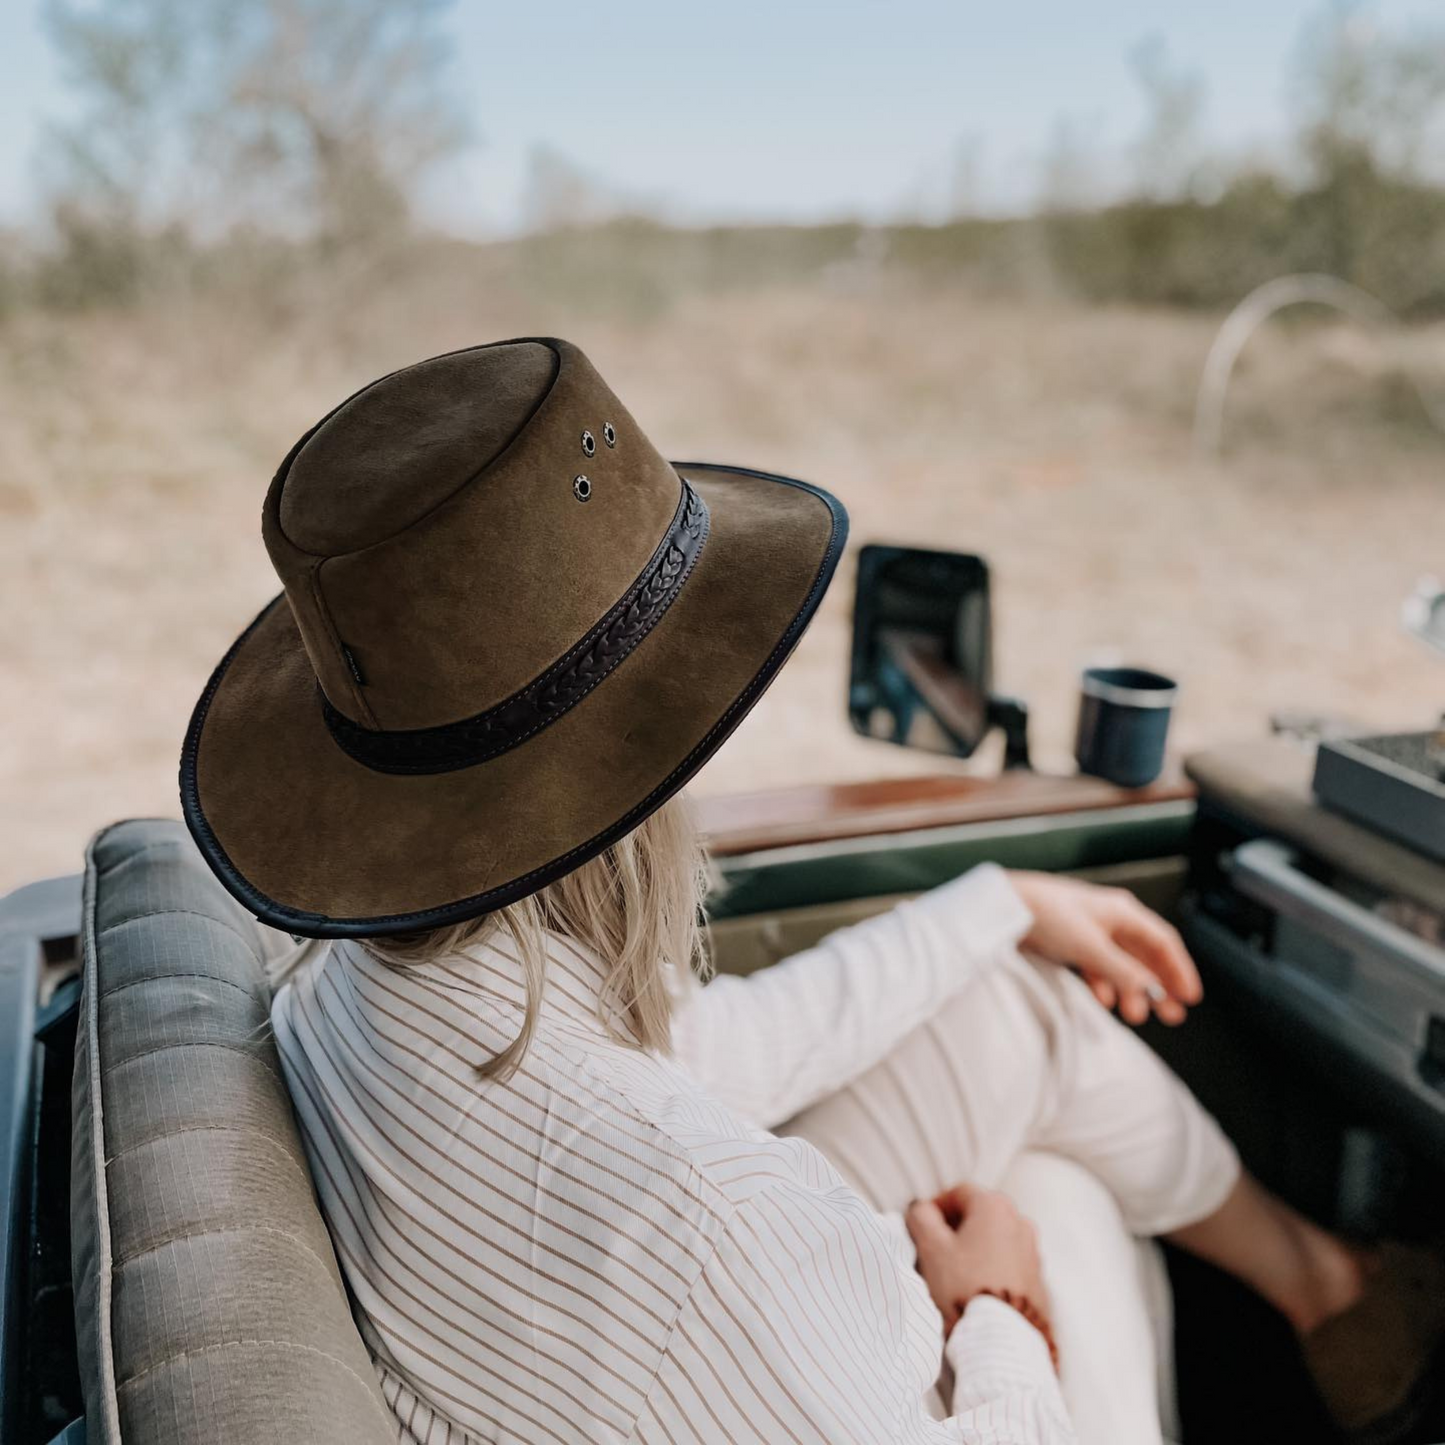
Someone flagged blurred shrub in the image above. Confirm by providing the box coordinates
[31,0,467,307]
[10,0,1445,320]
[1041,169,1445,315]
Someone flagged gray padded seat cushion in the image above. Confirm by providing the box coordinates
[71,820,393,1444]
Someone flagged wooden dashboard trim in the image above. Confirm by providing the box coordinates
[695,768,1195,857]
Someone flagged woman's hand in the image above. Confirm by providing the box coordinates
[1005,870,1202,1026]
[906,1184,1050,1337]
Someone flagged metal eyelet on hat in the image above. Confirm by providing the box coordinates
[581,429,596,457]
[603,422,616,447]
[573,474,592,502]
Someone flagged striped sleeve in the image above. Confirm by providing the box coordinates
[947,1298,1074,1438]
[631,1176,1076,1445]
[674,864,1033,1129]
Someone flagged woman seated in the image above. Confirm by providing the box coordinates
[180,339,1442,1444]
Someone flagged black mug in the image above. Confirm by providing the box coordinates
[1074,666,1177,788]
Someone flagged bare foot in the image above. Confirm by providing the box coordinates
[1277,1207,1369,1336]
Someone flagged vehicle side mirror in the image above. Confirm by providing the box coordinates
[848,544,1031,769]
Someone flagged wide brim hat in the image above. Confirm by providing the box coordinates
[181,338,846,937]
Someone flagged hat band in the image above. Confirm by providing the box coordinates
[320,479,710,775]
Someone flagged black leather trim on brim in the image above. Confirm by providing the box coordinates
[180,465,848,938]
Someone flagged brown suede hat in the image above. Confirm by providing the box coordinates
[180,338,847,937]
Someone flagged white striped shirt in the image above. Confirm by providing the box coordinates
[272,863,1076,1444]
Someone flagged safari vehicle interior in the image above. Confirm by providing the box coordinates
[4,556,1445,1445]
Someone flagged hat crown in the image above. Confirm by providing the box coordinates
[276,341,557,557]
[262,339,688,733]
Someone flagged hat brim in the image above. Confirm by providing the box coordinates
[180,464,847,937]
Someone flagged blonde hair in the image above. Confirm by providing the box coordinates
[360,794,712,1079]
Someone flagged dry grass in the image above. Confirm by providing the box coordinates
[4,250,1444,893]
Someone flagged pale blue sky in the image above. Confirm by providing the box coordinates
[1,1,1440,233]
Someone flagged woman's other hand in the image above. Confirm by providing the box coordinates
[1006,870,1203,1026]
[906,1184,1050,1337]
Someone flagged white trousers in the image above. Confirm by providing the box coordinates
[779,947,1241,1445]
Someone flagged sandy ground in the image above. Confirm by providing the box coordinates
[3,267,1443,893]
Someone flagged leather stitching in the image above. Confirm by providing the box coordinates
[111,1218,332,1275]
[115,1337,389,1412]
[100,907,260,955]
[106,1122,307,1179]
[100,970,262,1006]
[103,1038,285,1087]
